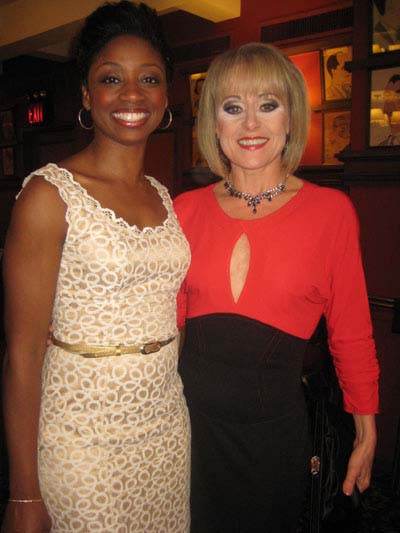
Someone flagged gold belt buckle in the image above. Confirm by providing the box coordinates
[115,344,122,357]
[140,341,161,355]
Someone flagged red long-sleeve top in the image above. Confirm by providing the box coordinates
[174,180,379,415]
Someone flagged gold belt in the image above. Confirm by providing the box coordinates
[52,335,176,358]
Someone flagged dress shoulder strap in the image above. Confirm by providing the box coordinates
[145,175,175,217]
[16,163,82,208]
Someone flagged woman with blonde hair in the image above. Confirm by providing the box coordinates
[175,43,378,532]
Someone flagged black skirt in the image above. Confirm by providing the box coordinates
[179,313,311,533]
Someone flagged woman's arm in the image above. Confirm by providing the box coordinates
[2,177,66,532]
[321,194,379,497]
[342,414,377,496]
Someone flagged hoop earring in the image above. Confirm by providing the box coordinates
[78,108,94,130]
[159,108,172,130]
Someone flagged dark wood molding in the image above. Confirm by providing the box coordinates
[172,35,230,65]
[261,8,353,45]
[338,149,400,180]
[348,50,400,72]
[297,165,348,190]
[312,100,351,113]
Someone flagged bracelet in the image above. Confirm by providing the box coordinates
[8,498,43,503]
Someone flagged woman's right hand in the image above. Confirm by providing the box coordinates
[1,501,52,533]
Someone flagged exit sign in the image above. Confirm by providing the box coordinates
[28,101,44,125]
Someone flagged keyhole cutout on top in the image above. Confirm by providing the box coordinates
[230,233,251,303]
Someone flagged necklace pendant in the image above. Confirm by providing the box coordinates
[224,175,288,215]
[248,198,259,215]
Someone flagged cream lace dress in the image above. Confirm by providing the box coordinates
[19,163,191,533]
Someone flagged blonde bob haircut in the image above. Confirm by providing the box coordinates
[197,42,310,178]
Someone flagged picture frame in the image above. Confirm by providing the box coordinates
[0,109,16,145]
[322,46,352,101]
[189,72,208,167]
[1,146,14,176]
[189,72,207,118]
[371,0,400,54]
[289,50,323,165]
[369,66,400,146]
[323,111,351,164]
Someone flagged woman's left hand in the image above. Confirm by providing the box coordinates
[342,414,377,496]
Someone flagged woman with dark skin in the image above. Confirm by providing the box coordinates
[2,2,190,532]
[175,43,379,532]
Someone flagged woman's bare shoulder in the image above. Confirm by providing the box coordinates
[11,174,67,242]
[17,173,65,211]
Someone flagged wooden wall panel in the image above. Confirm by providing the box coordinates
[349,183,400,298]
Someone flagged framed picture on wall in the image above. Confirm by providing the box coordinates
[288,50,323,165]
[322,46,352,101]
[369,66,400,146]
[323,111,351,164]
[0,109,16,145]
[371,0,400,54]
[189,72,207,118]
[189,72,208,167]
[1,146,14,176]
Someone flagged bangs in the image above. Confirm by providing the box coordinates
[212,53,290,106]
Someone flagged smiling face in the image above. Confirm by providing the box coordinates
[82,34,168,147]
[215,84,289,176]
